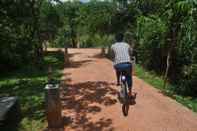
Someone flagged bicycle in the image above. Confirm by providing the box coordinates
[118,70,136,116]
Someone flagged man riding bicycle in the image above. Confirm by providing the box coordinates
[111,33,134,98]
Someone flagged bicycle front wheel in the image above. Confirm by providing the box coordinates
[122,104,129,116]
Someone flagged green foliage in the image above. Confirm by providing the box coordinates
[136,15,167,72]
[1,0,197,120]
[0,0,66,71]
[40,0,62,40]
[79,34,114,48]
[0,51,64,131]
[90,34,114,48]
[50,0,118,48]
[135,0,197,97]
[79,1,115,34]
[0,0,38,70]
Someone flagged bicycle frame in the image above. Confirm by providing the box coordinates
[120,71,129,104]
[119,71,130,116]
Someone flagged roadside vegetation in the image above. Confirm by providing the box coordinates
[0,51,64,131]
[0,0,197,130]
[135,65,197,112]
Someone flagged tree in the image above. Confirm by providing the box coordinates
[0,0,43,70]
[163,0,196,88]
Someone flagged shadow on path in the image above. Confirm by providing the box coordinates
[61,81,117,131]
[68,60,93,68]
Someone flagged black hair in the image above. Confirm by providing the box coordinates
[115,33,124,42]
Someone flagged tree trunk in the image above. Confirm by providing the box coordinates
[77,40,80,48]
[107,46,113,60]
[71,38,76,48]
[42,40,48,52]
[101,47,105,56]
[64,46,70,67]
[163,50,171,88]
[163,24,178,89]
[70,23,77,48]
[29,0,44,69]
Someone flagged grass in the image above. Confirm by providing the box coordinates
[135,64,197,112]
[0,51,64,131]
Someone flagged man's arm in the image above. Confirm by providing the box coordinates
[128,45,133,57]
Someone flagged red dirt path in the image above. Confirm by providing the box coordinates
[59,48,197,131]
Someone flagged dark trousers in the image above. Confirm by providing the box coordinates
[114,62,132,89]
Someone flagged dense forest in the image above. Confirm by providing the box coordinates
[1,0,197,98]
[0,0,197,130]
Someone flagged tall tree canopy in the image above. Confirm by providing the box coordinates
[0,0,197,96]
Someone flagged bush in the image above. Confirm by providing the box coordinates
[79,34,114,48]
[136,15,167,73]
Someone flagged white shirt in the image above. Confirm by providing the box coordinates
[111,42,132,65]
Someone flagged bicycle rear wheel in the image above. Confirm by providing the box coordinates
[121,80,129,116]
[122,104,129,116]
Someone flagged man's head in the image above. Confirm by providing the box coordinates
[115,33,124,42]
